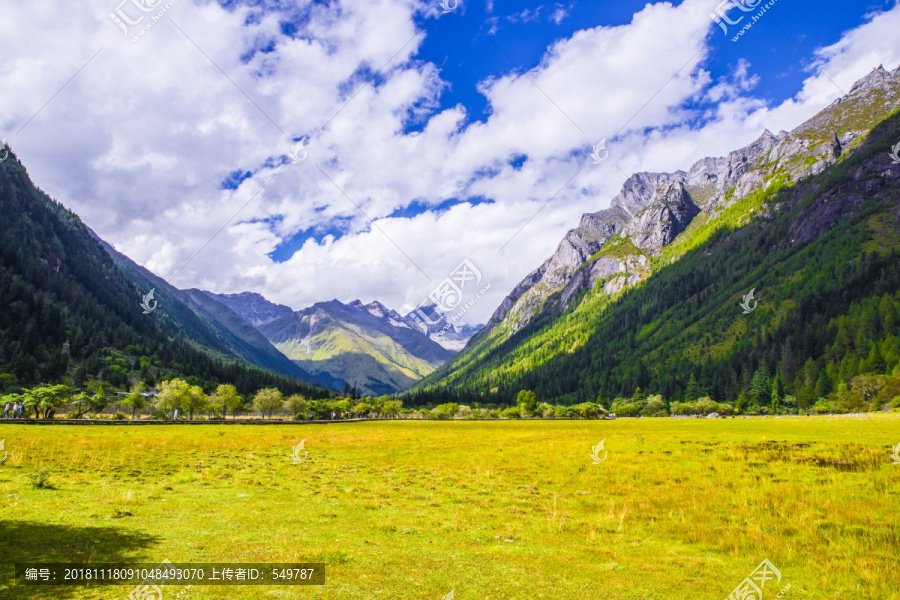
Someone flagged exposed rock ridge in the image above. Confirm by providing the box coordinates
[487,64,900,335]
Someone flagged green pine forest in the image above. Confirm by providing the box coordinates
[0,152,329,402]
[409,110,900,414]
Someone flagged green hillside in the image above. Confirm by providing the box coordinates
[261,300,455,396]
[413,110,900,411]
[0,150,328,399]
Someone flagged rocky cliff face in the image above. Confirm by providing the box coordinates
[202,291,293,327]
[488,64,900,335]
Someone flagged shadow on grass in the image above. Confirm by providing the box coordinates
[0,520,159,599]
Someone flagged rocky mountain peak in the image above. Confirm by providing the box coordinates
[202,290,294,327]
[483,62,900,337]
[848,65,895,94]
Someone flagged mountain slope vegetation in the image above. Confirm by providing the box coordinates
[414,67,900,411]
[0,151,328,398]
[260,300,456,395]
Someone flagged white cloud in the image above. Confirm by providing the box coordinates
[1,0,899,325]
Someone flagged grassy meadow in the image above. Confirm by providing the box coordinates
[1,416,899,599]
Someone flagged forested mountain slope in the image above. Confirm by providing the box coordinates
[0,150,327,398]
[414,66,900,409]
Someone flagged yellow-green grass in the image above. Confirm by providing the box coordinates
[1,417,899,599]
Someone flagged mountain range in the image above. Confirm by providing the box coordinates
[0,148,478,396]
[4,64,899,407]
[0,152,328,398]
[413,64,900,407]
[204,292,475,395]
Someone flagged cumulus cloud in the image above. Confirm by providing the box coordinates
[1,0,899,323]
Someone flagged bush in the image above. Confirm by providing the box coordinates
[29,471,52,489]
[112,412,127,420]
[717,403,735,416]
[429,403,459,420]
[455,405,473,419]
[610,402,639,417]
[500,406,521,419]
[641,395,668,417]
[553,406,571,419]
[694,397,719,415]
[571,402,603,419]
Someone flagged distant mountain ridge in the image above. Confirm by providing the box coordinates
[418,63,900,405]
[202,291,293,327]
[199,291,482,394]
[481,64,900,337]
[0,150,327,398]
[88,233,333,388]
[256,299,457,396]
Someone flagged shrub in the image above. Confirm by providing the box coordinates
[641,395,668,417]
[429,403,459,420]
[500,406,521,419]
[610,402,639,417]
[694,397,720,415]
[112,411,127,420]
[29,471,52,489]
[571,402,603,419]
[455,405,473,419]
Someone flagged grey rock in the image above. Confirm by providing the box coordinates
[481,63,900,340]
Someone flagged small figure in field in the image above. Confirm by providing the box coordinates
[331,411,336,420]
[1,402,10,418]
[173,408,180,421]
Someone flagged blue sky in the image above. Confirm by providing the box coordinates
[414,0,894,125]
[265,0,897,260]
[2,0,899,319]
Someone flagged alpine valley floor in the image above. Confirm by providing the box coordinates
[1,416,898,599]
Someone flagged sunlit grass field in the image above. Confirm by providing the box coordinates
[1,416,899,599]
